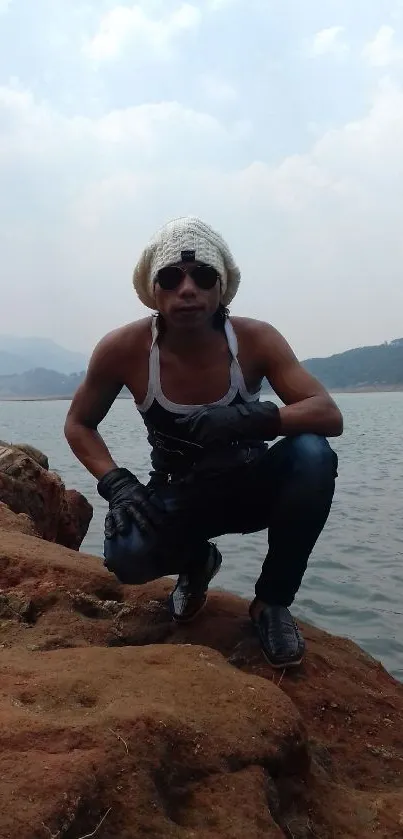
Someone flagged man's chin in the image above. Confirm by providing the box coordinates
[168,308,208,327]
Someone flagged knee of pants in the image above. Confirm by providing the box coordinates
[284,433,338,478]
[103,525,161,585]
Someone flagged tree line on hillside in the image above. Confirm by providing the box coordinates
[0,369,86,398]
[303,338,403,389]
[0,338,402,397]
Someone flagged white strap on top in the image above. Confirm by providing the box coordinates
[137,314,261,414]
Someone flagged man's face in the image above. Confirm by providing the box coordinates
[154,261,221,329]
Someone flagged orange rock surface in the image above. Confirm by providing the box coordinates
[0,446,402,838]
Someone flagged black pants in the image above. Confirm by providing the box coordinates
[103,433,338,606]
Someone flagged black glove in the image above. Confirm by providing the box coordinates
[175,401,281,447]
[97,467,165,540]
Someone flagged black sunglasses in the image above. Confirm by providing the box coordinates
[156,263,220,291]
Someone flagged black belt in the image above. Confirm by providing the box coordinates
[148,430,267,484]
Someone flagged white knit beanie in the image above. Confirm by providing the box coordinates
[133,216,241,309]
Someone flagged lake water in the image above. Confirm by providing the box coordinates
[1,393,402,681]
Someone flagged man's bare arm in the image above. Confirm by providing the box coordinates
[64,334,124,480]
[258,325,343,437]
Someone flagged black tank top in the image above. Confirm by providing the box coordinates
[136,314,264,476]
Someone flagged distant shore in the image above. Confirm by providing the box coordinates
[333,385,403,393]
[0,395,132,402]
[1,386,403,401]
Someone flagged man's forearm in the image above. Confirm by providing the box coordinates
[279,395,343,438]
[64,419,117,480]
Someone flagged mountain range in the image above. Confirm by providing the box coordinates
[0,335,402,398]
[0,336,87,376]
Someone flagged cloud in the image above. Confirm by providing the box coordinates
[207,0,237,9]
[83,2,201,61]
[310,26,348,57]
[362,25,403,67]
[200,75,238,102]
[1,74,403,358]
[0,82,241,171]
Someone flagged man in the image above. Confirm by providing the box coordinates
[65,216,343,669]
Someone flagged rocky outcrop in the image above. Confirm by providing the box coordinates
[0,447,402,838]
[0,442,92,549]
[0,527,402,838]
[0,501,38,536]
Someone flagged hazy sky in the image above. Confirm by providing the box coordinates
[1,0,403,359]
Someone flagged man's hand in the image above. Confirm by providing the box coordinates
[175,401,281,446]
[97,468,165,539]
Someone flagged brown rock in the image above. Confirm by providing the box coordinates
[0,440,49,469]
[0,644,304,839]
[0,443,92,548]
[57,488,94,551]
[0,528,402,837]
[0,501,37,536]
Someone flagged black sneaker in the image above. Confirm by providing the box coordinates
[169,543,222,623]
[250,601,305,669]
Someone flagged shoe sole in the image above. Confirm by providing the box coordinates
[250,613,305,670]
[260,645,304,669]
[171,550,222,624]
[172,594,208,624]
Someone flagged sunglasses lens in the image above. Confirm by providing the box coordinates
[192,265,220,289]
[156,264,220,291]
[156,266,182,290]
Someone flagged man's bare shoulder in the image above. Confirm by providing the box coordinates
[230,316,298,375]
[87,318,152,378]
[93,317,152,356]
[230,316,279,343]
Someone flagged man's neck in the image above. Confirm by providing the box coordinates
[160,318,224,356]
